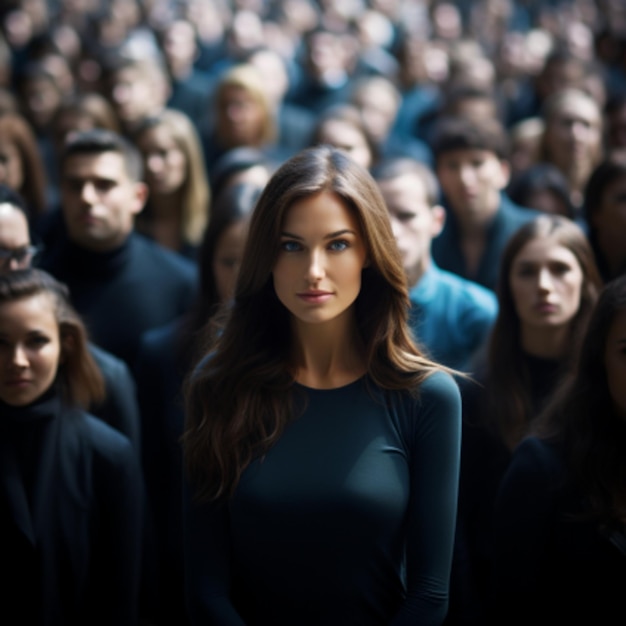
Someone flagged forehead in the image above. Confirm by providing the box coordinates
[0,293,58,330]
[513,237,580,264]
[437,148,500,164]
[138,124,176,148]
[282,191,360,231]
[0,203,29,238]
[62,151,129,180]
[378,172,429,205]
[550,98,600,124]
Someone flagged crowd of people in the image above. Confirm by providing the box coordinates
[1,0,626,624]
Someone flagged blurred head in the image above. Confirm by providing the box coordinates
[373,157,444,286]
[134,109,210,245]
[60,129,147,251]
[497,214,602,352]
[214,63,276,150]
[209,146,273,201]
[583,150,626,280]
[432,116,510,222]
[350,75,401,145]
[0,112,48,216]
[0,184,40,272]
[16,60,64,131]
[312,104,377,170]
[0,267,104,407]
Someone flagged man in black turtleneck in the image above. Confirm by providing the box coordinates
[40,129,198,372]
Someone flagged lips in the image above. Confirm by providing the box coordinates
[297,290,333,304]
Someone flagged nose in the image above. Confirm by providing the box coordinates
[537,267,553,292]
[305,249,325,283]
[11,344,28,368]
[80,181,98,205]
[147,154,164,174]
[459,164,476,186]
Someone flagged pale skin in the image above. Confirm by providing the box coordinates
[272,190,369,390]
[509,237,584,359]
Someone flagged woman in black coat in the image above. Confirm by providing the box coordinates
[0,268,143,626]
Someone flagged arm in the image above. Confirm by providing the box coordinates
[183,481,247,625]
[391,371,462,626]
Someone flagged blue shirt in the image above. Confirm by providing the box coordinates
[409,263,498,371]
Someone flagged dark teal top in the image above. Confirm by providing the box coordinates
[184,370,462,625]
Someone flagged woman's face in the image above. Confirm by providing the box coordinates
[137,125,188,194]
[272,190,368,330]
[217,86,266,148]
[509,237,584,333]
[604,308,626,419]
[212,218,249,304]
[0,293,61,407]
[0,139,24,190]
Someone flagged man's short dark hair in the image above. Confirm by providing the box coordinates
[61,128,144,181]
[371,157,442,207]
[431,116,510,162]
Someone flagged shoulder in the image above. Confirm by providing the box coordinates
[88,342,130,379]
[499,194,541,223]
[419,369,462,407]
[433,266,498,310]
[129,233,197,279]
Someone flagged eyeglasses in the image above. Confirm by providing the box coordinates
[0,245,42,268]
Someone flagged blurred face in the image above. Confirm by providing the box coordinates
[61,151,146,251]
[213,218,248,303]
[137,125,187,194]
[0,204,34,272]
[273,191,368,329]
[604,309,626,419]
[354,86,397,143]
[316,119,372,170]
[436,149,509,223]
[377,172,444,286]
[545,97,602,171]
[217,86,266,148]
[590,176,626,275]
[0,140,24,190]
[21,75,62,129]
[111,66,163,126]
[510,237,584,335]
[0,294,61,406]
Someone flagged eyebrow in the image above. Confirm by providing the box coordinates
[280,229,356,240]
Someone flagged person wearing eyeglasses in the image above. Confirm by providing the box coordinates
[0,183,142,453]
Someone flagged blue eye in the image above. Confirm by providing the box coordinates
[281,240,301,252]
[329,239,349,252]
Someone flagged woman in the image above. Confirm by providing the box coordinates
[0,112,48,220]
[451,214,603,624]
[582,150,626,283]
[134,108,211,259]
[489,274,626,625]
[0,268,143,625]
[183,145,462,625]
[134,181,263,625]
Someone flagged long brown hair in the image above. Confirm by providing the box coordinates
[183,145,443,501]
[0,268,105,408]
[534,275,626,524]
[485,214,603,449]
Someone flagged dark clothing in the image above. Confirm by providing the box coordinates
[88,342,142,454]
[184,372,462,626]
[490,436,626,625]
[134,317,191,625]
[0,390,144,626]
[449,353,563,625]
[40,232,197,370]
[432,195,539,291]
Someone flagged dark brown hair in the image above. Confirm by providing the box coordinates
[183,145,443,501]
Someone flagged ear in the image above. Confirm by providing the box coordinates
[431,205,446,239]
[131,181,149,216]
[496,159,511,190]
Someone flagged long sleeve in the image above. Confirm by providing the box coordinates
[391,370,462,625]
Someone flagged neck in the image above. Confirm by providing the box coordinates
[520,324,570,360]
[290,309,366,389]
[406,255,431,288]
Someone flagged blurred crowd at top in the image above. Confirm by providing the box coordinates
[1,0,626,222]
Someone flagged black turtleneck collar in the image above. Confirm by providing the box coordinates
[61,235,132,279]
[0,385,61,429]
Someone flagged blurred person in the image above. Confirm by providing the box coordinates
[209,146,274,201]
[507,116,544,181]
[311,103,378,170]
[604,92,626,151]
[39,128,197,370]
[538,86,604,216]
[0,267,143,625]
[0,111,48,221]
[135,181,262,626]
[373,156,497,371]
[431,115,540,291]
[133,108,210,259]
[453,214,602,624]
[583,150,626,283]
[489,274,626,625]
